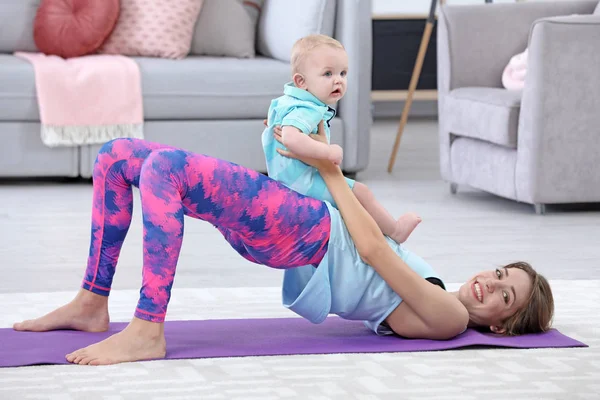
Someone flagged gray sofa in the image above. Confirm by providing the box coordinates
[0,0,372,178]
[437,0,600,214]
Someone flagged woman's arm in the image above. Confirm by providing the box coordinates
[318,165,468,338]
[275,122,382,257]
[322,167,468,338]
[275,122,468,338]
[318,164,388,257]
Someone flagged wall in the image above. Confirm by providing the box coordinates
[370,0,561,118]
[373,0,515,16]
[373,0,570,15]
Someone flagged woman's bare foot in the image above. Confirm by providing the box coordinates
[66,317,166,366]
[13,289,109,332]
[390,212,422,244]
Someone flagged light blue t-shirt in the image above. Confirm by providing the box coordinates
[281,202,444,335]
[261,82,355,207]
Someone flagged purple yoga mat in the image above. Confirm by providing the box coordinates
[0,317,587,368]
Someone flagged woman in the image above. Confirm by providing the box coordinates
[13,123,554,366]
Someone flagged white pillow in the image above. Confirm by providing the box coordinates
[257,0,337,62]
[595,2,600,14]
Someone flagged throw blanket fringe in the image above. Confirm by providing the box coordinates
[42,123,144,147]
[14,52,144,147]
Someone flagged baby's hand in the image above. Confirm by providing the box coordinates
[328,144,343,166]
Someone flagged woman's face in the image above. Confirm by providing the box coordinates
[456,267,533,333]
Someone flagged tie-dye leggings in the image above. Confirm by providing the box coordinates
[81,138,331,323]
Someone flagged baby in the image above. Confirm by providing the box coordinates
[261,34,421,244]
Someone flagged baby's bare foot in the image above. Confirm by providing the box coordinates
[66,318,166,366]
[13,289,109,333]
[390,212,422,244]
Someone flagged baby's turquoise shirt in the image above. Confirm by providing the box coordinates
[261,82,355,206]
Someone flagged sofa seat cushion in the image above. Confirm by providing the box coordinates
[136,56,290,120]
[0,54,291,121]
[444,87,521,149]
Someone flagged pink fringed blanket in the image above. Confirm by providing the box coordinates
[14,52,144,147]
[502,48,528,91]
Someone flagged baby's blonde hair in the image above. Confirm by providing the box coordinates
[290,34,345,75]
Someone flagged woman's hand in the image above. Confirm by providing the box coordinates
[273,121,338,172]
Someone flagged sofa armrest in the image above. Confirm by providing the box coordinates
[334,0,372,172]
[515,14,600,203]
[437,1,597,93]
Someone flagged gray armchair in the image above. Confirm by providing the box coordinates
[437,0,600,214]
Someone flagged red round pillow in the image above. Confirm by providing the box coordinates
[33,0,120,58]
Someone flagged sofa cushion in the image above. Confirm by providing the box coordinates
[0,55,291,121]
[257,0,336,62]
[444,87,521,149]
[191,0,264,58]
[98,0,205,60]
[33,0,120,58]
[0,0,40,53]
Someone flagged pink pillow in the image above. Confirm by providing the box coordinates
[33,0,120,58]
[99,0,205,60]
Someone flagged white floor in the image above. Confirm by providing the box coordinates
[1,118,599,399]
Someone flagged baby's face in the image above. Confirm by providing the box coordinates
[298,46,348,105]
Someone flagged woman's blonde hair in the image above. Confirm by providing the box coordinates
[290,34,345,74]
[501,262,554,335]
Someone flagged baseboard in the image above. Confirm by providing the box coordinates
[372,100,438,118]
